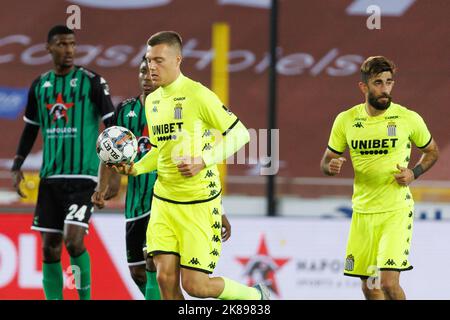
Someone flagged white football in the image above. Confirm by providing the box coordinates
[96,126,138,164]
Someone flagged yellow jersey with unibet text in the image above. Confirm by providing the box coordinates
[144,73,238,203]
[327,103,432,213]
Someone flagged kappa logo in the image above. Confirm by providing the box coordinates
[208,182,217,189]
[46,93,74,123]
[208,262,216,269]
[212,235,221,243]
[211,221,221,229]
[205,170,215,178]
[126,110,137,118]
[401,260,408,267]
[385,259,397,266]
[353,122,364,128]
[210,249,219,256]
[209,190,218,197]
[212,208,219,215]
[42,81,53,88]
[188,257,200,265]
[202,143,212,151]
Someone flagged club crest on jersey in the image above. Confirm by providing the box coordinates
[174,103,182,119]
[46,93,74,123]
[387,122,396,136]
[152,105,158,113]
[70,78,78,88]
[138,136,151,155]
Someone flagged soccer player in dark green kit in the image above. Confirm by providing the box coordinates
[92,56,161,299]
[11,25,115,300]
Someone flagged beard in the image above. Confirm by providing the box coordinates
[368,91,392,110]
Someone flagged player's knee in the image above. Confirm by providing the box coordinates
[146,256,156,272]
[64,237,85,257]
[129,266,146,285]
[380,278,399,293]
[156,271,177,288]
[42,242,63,262]
[181,277,208,298]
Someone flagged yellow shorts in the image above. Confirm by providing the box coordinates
[344,206,414,278]
[146,196,222,274]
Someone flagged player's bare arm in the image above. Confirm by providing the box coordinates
[320,149,347,176]
[92,163,121,209]
[394,139,439,186]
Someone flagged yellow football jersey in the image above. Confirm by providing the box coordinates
[143,73,238,203]
[328,103,432,213]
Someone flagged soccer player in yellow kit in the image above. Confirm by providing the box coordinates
[321,56,439,300]
[113,31,269,300]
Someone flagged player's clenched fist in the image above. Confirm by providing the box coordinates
[110,162,137,176]
[328,157,346,175]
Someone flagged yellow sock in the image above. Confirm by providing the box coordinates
[218,277,260,300]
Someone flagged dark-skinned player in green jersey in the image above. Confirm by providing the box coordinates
[11,25,115,300]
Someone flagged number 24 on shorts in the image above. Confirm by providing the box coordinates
[67,204,89,221]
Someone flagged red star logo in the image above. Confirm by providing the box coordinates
[236,234,290,297]
[46,93,74,123]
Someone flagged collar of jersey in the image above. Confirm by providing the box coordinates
[362,102,395,120]
[53,67,76,78]
[160,73,185,98]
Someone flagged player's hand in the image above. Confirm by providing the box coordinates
[394,164,414,186]
[11,170,26,198]
[109,162,136,176]
[328,157,346,175]
[221,215,232,242]
[91,190,106,209]
[176,156,205,177]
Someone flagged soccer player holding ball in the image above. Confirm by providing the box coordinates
[320,56,439,300]
[11,26,115,300]
[112,31,269,300]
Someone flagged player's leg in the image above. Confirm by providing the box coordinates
[62,179,96,300]
[41,232,64,300]
[344,212,382,300]
[377,207,414,300]
[145,253,161,300]
[64,223,90,300]
[153,253,184,300]
[361,278,385,300]
[31,178,65,300]
[146,197,183,299]
[379,271,405,300]
[178,197,264,300]
[126,216,149,296]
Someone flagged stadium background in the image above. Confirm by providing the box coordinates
[0,0,449,299]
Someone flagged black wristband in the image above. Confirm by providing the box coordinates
[412,165,424,180]
[11,156,25,171]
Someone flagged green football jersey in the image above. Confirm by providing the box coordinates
[24,66,115,180]
[328,103,432,214]
[115,96,157,220]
